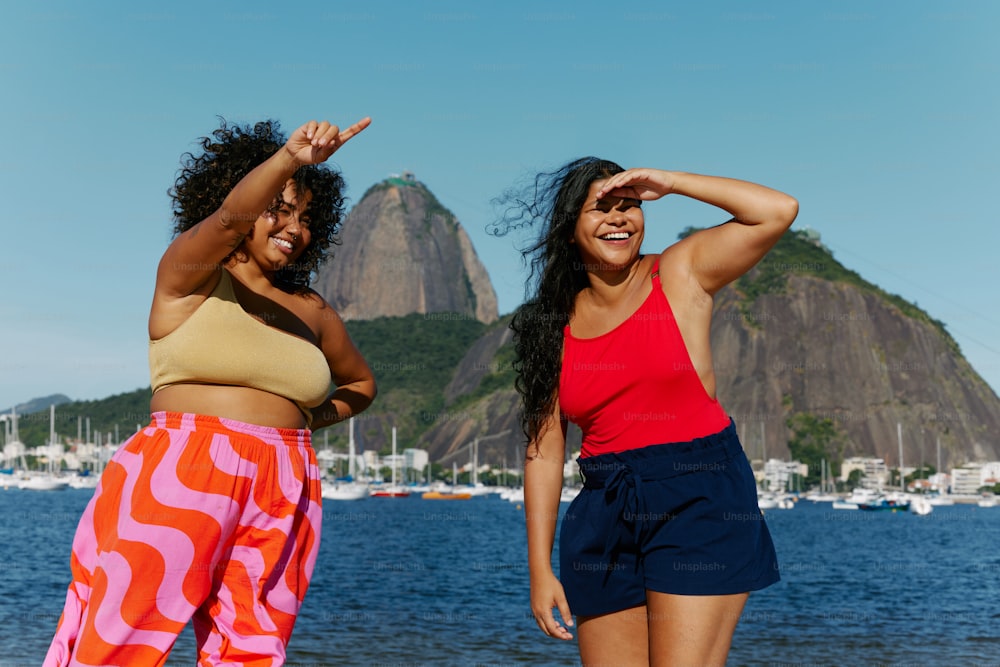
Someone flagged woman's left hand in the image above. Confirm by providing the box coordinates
[596,168,676,201]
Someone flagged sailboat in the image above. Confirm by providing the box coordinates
[928,436,954,506]
[370,427,410,497]
[69,417,100,489]
[808,459,839,502]
[19,405,69,491]
[321,418,369,501]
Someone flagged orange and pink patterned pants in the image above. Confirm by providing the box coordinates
[44,412,323,666]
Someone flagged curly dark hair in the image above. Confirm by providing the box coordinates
[168,118,347,292]
[491,157,625,447]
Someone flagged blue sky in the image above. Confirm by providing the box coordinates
[1,0,998,412]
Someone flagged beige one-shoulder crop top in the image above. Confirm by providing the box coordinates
[149,270,332,423]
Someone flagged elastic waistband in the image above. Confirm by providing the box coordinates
[579,420,741,488]
[148,411,312,445]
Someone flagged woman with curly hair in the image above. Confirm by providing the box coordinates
[498,158,797,666]
[45,117,376,666]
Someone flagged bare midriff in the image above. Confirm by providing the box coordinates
[150,384,309,429]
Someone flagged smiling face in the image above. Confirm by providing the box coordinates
[245,180,314,273]
[571,179,644,274]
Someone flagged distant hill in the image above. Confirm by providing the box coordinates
[2,394,72,417]
[313,173,498,324]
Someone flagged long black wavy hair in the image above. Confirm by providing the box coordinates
[168,118,348,292]
[491,157,625,447]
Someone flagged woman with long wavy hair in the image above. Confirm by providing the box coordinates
[45,116,376,666]
[497,157,797,666]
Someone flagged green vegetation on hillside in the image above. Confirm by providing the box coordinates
[333,312,488,450]
[12,387,152,448]
[344,312,485,398]
[785,411,847,489]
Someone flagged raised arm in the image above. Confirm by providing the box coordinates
[525,408,574,640]
[157,118,371,298]
[597,169,798,294]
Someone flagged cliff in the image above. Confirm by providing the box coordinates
[313,174,498,324]
[712,273,1000,468]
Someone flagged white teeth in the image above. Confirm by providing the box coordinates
[601,232,630,240]
[272,237,293,249]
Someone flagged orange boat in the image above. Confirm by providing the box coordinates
[421,490,471,500]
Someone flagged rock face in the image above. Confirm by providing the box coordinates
[314,175,498,324]
[711,275,1000,469]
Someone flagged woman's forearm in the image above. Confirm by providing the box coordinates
[217,147,302,233]
[668,171,798,227]
[524,452,566,575]
[311,380,377,429]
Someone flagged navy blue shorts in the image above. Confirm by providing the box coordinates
[559,420,780,617]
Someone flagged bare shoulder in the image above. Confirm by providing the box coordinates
[297,289,350,341]
[296,288,338,320]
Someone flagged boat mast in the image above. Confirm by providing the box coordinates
[898,422,904,493]
[936,435,941,484]
[391,426,397,487]
[348,417,356,479]
[50,405,56,474]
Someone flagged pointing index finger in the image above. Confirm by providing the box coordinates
[337,116,372,144]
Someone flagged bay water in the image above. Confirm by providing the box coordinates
[2,487,998,666]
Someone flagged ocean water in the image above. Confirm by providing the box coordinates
[1,488,998,667]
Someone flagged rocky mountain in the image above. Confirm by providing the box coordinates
[410,230,1000,472]
[313,173,498,324]
[711,273,1000,469]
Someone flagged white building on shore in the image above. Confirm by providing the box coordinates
[761,458,808,492]
[950,462,1000,495]
[841,457,889,489]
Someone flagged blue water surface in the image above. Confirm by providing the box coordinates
[1,488,998,666]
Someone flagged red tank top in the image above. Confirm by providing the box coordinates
[559,265,730,458]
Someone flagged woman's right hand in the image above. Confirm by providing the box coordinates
[530,570,574,640]
[284,117,371,166]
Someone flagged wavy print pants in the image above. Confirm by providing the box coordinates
[44,412,323,667]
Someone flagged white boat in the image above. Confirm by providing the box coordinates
[977,493,998,508]
[18,406,70,491]
[909,495,933,515]
[322,418,368,500]
[831,499,858,510]
[928,493,955,506]
[832,487,880,510]
[322,480,368,500]
[461,482,495,497]
[505,488,525,504]
[18,472,70,491]
[757,493,778,510]
[68,473,99,489]
[807,459,839,502]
